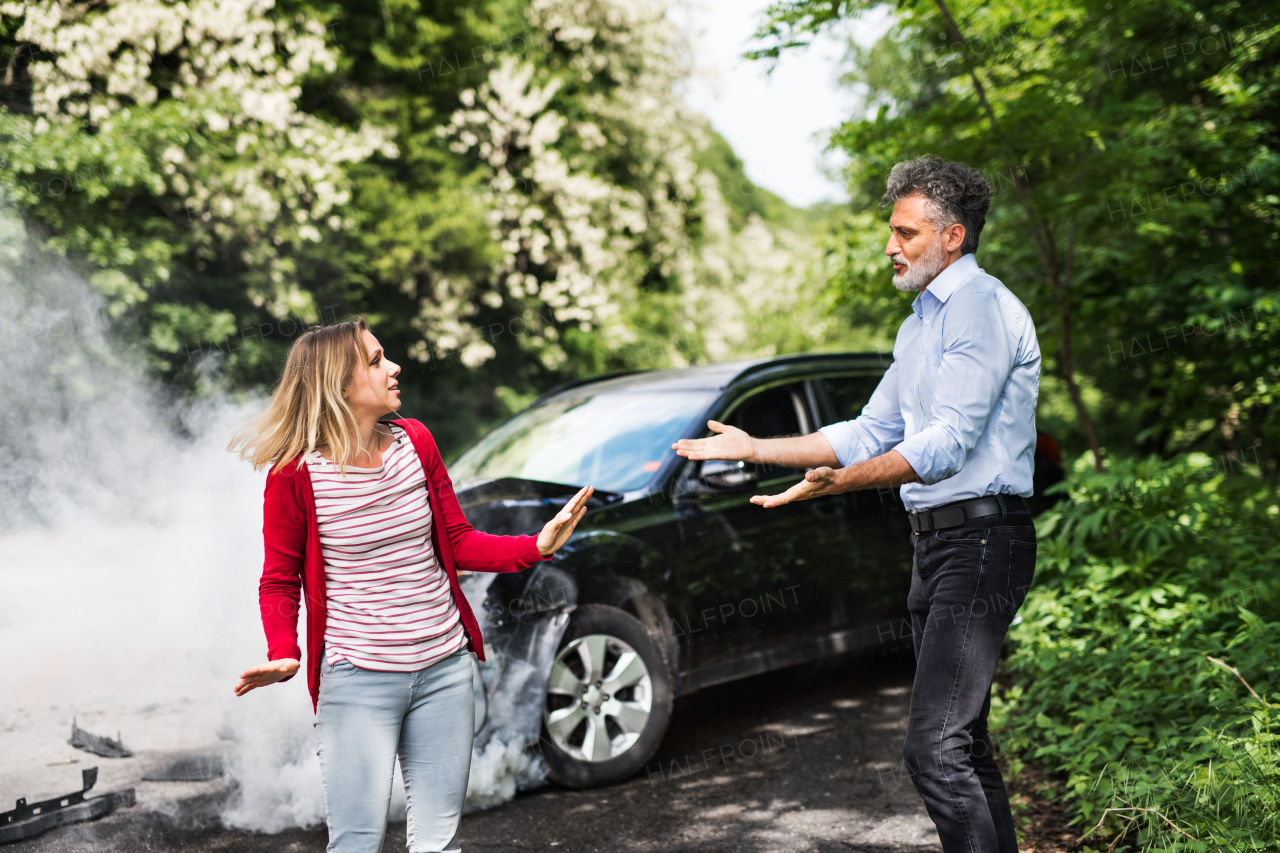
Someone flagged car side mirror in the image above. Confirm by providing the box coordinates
[700,459,758,490]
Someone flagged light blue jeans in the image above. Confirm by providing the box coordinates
[315,649,474,853]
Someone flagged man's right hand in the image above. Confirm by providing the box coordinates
[672,420,755,461]
[234,658,300,697]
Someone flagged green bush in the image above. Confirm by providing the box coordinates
[991,453,1280,851]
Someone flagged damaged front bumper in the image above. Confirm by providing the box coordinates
[461,564,579,750]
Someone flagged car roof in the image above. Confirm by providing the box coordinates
[533,352,893,404]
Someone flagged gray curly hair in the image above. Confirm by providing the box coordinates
[881,155,993,255]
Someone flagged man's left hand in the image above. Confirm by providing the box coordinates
[750,467,840,508]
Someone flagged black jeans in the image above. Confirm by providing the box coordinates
[903,496,1036,853]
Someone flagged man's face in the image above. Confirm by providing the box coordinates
[885,195,962,291]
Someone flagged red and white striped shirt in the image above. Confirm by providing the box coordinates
[308,424,465,670]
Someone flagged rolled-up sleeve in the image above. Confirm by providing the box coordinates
[818,359,907,468]
[894,292,1015,485]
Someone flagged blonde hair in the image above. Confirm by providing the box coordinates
[228,318,372,473]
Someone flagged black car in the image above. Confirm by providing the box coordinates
[448,352,1059,789]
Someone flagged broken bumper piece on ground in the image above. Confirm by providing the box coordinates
[0,767,135,844]
[68,719,133,758]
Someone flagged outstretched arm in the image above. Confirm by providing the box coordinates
[672,421,839,469]
[677,359,908,472]
[535,486,594,556]
[238,470,306,697]
[749,450,920,508]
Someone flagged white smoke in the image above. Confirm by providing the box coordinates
[216,685,327,832]
[465,739,542,811]
[0,208,546,833]
[459,574,555,815]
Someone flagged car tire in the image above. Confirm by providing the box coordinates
[540,604,673,788]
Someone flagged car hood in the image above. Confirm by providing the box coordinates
[454,477,622,536]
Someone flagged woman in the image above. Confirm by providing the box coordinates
[229,319,592,853]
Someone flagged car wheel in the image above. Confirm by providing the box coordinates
[540,604,673,788]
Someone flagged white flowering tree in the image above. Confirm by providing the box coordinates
[441,0,857,373]
[0,0,393,354]
[440,0,697,369]
[0,0,859,451]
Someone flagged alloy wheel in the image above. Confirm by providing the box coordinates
[543,633,653,762]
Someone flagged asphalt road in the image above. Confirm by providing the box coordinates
[8,648,941,853]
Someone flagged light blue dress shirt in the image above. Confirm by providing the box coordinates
[818,254,1041,511]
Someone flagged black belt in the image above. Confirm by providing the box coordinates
[908,495,1026,534]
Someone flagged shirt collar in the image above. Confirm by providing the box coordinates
[911,253,980,317]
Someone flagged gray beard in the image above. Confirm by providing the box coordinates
[891,238,947,291]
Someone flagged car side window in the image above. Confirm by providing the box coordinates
[729,385,804,438]
[818,375,880,425]
[725,383,810,481]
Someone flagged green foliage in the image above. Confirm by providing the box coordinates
[990,456,1280,849]
[756,0,1280,474]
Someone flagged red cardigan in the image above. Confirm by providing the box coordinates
[258,418,547,712]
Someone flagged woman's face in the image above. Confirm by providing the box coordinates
[343,330,402,417]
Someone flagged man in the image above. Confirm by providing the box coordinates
[674,155,1040,853]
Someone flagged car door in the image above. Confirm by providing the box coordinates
[810,372,915,645]
[670,380,855,673]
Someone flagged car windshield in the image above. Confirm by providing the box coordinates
[451,387,717,493]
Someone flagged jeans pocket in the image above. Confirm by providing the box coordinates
[1004,540,1037,619]
[933,526,986,546]
[322,657,359,679]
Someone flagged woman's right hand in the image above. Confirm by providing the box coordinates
[536,485,594,557]
[234,658,300,697]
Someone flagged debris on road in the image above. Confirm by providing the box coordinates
[68,719,133,758]
[0,767,135,844]
[142,756,224,782]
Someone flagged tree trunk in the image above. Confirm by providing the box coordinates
[1049,270,1103,466]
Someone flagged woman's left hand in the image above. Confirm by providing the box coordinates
[234,658,300,697]
[536,486,594,557]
